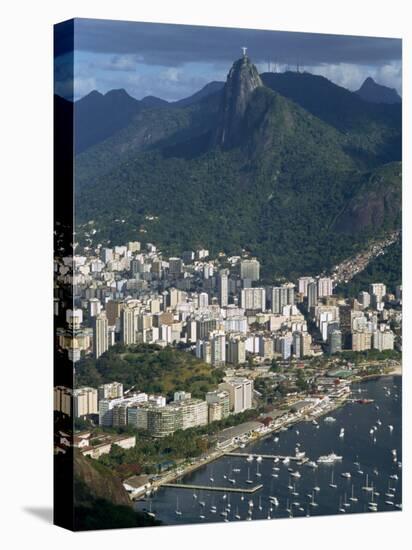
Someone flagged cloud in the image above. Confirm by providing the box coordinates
[54,19,402,101]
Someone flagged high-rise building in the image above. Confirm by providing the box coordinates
[279,336,292,360]
[307,281,318,310]
[227,335,246,364]
[272,283,295,314]
[292,331,302,358]
[300,332,312,357]
[88,298,102,317]
[373,330,395,351]
[240,259,260,281]
[121,306,136,344]
[54,386,72,416]
[210,331,226,367]
[92,312,109,359]
[369,283,386,303]
[298,277,314,297]
[206,390,230,421]
[352,331,372,351]
[168,257,183,275]
[317,277,333,298]
[241,287,266,311]
[218,269,229,307]
[358,291,371,309]
[73,387,98,418]
[147,404,183,438]
[259,336,273,359]
[328,330,342,354]
[198,292,209,308]
[219,378,253,413]
[98,382,123,401]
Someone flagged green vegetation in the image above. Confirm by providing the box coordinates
[337,349,401,364]
[96,408,261,476]
[74,70,401,279]
[75,343,224,399]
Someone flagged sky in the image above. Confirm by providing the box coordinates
[54,18,402,102]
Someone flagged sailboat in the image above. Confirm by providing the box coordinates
[362,473,373,492]
[343,492,350,508]
[368,484,378,511]
[292,482,299,497]
[146,498,156,518]
[309,490,318,508]
[235,506,241,520]
[175,496,182,516]
[329,470,337,489]
[209,467,214,483]
[256,461,262,478]
[258,496,263,511]
[349,484,358,503]
[338,496,346,513]
[246,466,253,484]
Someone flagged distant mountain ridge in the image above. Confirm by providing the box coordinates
[355,77,401,105]
[70,56,401,278]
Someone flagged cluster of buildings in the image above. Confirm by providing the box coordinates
[54,378,254,438]
[54,238,401,442]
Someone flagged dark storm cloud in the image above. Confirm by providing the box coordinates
[67,17,401,67]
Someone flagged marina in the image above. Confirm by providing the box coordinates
[135,376,402,524]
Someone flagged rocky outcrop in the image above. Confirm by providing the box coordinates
[215,55,263,147]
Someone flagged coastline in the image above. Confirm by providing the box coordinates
[139,369,401,500]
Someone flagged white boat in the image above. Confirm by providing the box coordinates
[324,416,336,423]
[385,500,394,506]
[341,472,351,479]
[349,484,358,503]
[256,463,262,478]
[390,474,399,480]
[199,514,205,519]
[175,497,182,516]
[388,425,394,432]
[343,493,351,508]
[339,428,345,438]
[269,496,279,507]
[274,436,279,443]
[291,471,301,478]
[256,455,263,463]
[329,470,337,489]
[306,461,318,469]
[362,474,373,492]
[283,457,290,465]
[246,467,253,484]
[309,490,318,507]
[246,454,254,462]
[317,452,343,464]
[313,486,320,492]
[338,497,346,513]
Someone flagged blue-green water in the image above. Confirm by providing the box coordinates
[135,376,402,524]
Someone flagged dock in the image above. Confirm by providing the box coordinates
[225,452,308,462]
[163,483,263,494]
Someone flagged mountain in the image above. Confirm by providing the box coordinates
[355,77,401,104]
[261,71,401,165]
[74,89,142,153]
[214,55,263,147]
[173,81,224,108]
[74,56,402,279]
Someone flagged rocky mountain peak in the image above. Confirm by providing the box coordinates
[215,55,263,147]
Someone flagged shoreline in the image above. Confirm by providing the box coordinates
[140,371,401,500]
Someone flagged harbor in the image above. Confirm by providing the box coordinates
[135,376,402,523]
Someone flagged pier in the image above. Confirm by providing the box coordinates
[163,482,263,494]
